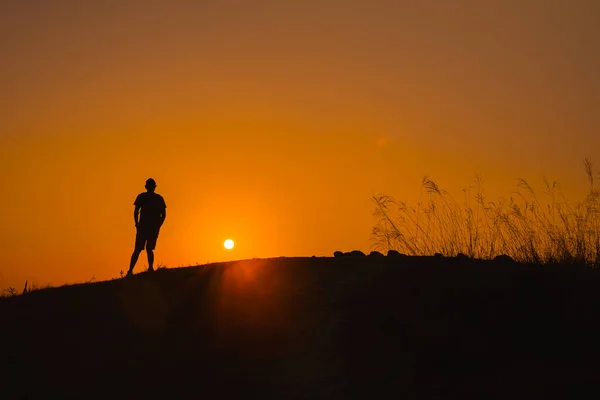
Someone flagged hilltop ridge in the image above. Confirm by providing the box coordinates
[2,255,600,399]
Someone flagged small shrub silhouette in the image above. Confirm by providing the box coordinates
[1,287,17,298]
[493,254,516,263]
[344,250,366,257]
[387,249,402,257]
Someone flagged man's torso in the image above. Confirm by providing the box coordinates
[135,192,166,228]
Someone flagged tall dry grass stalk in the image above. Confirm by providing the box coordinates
[371,159,600,266]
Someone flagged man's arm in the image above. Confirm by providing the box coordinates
[134,205,141,228]
[159,197,167,227]
[159,208,166,227]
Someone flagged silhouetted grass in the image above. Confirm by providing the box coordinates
[0,281,55,300]
[372,158,600,266]
[1,286,18,298]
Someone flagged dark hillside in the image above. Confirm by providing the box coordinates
[2,256,600,399]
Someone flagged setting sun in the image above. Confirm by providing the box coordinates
[224,239,234,250]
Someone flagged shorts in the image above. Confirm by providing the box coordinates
[134,226,160,251]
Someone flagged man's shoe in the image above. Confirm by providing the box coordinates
[125,270,133,277]
[147,267,155,272]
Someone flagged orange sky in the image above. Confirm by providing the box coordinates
[1,1,600,289]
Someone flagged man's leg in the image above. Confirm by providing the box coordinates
[128,230,146,275]
[145,229,159,272]
[146,249,155,271]
[128,249,141,275]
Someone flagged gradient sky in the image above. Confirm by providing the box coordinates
[1,0,599,289]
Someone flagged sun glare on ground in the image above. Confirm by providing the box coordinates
[224,239,234,250]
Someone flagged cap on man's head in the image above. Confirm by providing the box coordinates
[146,178,157,188]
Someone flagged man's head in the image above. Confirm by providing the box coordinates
[145,178,157,192]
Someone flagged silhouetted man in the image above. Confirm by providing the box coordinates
[127,178,166,276]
